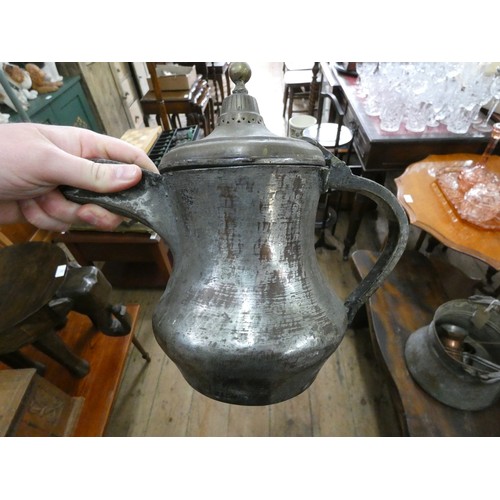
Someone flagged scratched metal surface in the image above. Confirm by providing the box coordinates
[151,165,348,405]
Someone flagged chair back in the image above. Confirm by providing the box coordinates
[146,62,172,131]
[312,91,355,161]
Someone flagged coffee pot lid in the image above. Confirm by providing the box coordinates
[159,62,325,171]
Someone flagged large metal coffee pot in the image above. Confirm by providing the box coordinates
[62,63,409,405]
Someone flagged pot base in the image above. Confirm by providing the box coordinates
[178,365,322,406]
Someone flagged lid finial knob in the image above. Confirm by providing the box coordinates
[229,62,252,94]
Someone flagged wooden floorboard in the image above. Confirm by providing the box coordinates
[227,403,270,437]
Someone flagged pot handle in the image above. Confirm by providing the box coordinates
[320,148,409,325]
[59,159,167,233]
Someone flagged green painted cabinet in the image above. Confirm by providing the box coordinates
[5,76,101,132]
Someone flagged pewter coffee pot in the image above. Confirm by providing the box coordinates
[63,63,409,405]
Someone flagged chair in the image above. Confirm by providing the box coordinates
[282,62,320,128]
[145,62,173,131]
[207,62,230,110]
[174,62,230,114]
[302,91,358,249]
[141,63,215,136]
[303,90,354,161]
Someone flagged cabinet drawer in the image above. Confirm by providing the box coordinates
[128,99,144,128]
[111,62,131,81]
[132,62,150,96]
[120,76,137,107]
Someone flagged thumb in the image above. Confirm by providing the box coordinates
[44,154,143,193]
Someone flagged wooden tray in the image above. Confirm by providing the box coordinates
[395,153,500,270]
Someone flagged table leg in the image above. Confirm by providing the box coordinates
[132,335,151,362]
[343,192,369,260]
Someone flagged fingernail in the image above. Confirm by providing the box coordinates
[79,209,102,226]
[79,207,122,230]
[116,164,139,181]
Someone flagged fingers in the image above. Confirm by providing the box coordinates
[18,198,71,232]
[97,136,159,173]
[35,124,159,173]
[75,205,124,230]
[17,190,124,232]
[42,152,145,194]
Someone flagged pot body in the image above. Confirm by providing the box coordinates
[60,61,410,406]
[154,164,347,405]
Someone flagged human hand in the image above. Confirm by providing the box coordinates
[0,123,159,231]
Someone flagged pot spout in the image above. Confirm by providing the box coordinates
[61,169,177,251]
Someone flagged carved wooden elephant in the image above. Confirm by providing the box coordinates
[0,242,132,378]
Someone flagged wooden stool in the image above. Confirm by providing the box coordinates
[282,63,320,124]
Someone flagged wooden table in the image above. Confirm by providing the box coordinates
[320,63,500,258]
[352,249,500,436]
[55,229,173,288]
[395,153,500,270]
[321,63,499,173]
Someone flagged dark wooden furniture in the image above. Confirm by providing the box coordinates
[320,63,500,259]
[0,242,86,377]
[0,242,146,375]
[55,229,172,288]
[140,66,215,136]
[0,240,148,436]
[1,305,142,436]
[174,62,230,109]
[351,249,500,436]
[322,63,499,173]
[144,62,172,130]
[207,62,230,110]
[309,91,358,250]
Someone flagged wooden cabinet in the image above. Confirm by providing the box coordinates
[5,76,101,132]
[108,62,145,130]
[58,62,145,138]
